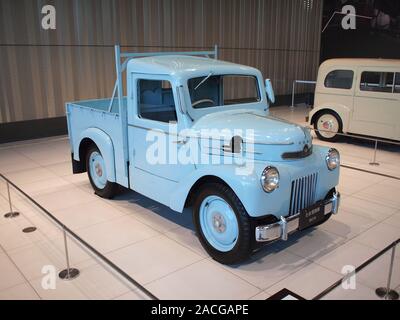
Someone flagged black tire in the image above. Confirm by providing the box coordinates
[86,145,118,199]
[314,110,343,142]
[192,183,252,265]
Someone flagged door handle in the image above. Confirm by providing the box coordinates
[173,139,188,145]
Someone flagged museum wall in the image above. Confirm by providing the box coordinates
[321,0,400,61]
[0,0,323,126]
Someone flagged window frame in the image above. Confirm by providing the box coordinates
[187,74,261,109]
[136,78,178,124]
[359,71,396,94]
[324,69,355,90]
[394,73,400,94]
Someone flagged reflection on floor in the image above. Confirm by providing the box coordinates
[0,106,399,300]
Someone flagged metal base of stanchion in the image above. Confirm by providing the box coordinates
[376,287,399,300]
[4,211,20,218]
[369,162,380,166]
[59,268,80,281]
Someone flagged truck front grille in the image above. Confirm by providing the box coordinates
[288,173,318,216]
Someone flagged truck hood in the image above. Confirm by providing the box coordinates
[191,109,311,146]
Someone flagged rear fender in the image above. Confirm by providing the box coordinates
[74,128,116,182]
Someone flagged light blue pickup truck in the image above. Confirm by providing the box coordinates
[66,46,340,264]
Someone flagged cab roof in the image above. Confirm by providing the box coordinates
[126,55,259,77]
[320,58,400,69]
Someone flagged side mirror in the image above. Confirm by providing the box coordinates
[265,79,275,104]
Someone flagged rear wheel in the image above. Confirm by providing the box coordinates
[314,111,342,142]
[86,145,117,199]
[193,183,252,265]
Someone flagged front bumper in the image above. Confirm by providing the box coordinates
[255,191,340,242]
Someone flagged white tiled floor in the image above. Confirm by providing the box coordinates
[221,245,311,291]
[266,262,343,300]
[106,234,203,285]
[0,252,27,292]
[146,259,260,300]
[0,106,399,300]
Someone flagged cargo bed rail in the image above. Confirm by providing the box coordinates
[109,44,218,113]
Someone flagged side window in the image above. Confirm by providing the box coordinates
[395,73,400,94]
[360,71,395,93]
[138,79,177,123]
[324,70,354,89]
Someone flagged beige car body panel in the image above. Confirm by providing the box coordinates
[309,58,400,141]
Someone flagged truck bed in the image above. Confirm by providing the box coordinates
[66,97,129,187]
[68,97,127,114]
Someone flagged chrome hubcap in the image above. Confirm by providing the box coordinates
[322,120,333,130]
[95,163,103,177]
[89,151,107,189]
[318,114,339,139]
[212,213,226,233]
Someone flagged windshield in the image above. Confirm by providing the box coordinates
[188,75,261,109]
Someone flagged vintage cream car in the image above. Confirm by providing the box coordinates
[308,58,400,141]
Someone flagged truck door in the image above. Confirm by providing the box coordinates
[127,74,195,206]
[351,68,399,140]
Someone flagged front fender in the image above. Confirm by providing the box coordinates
[170,148,339,218]
[74,128,116,183]
[169,163,260,214]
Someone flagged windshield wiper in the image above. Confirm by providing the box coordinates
[194,72,213,91]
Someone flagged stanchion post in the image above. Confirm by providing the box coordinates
[4,181,20,218]
[369,140,380,166]
[58,228,80,280]
[291,81,296,108]
[375,245,399,300]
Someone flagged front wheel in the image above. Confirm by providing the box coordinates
[314,111,343,142]
[86,145,118,199]
[192,183,252,265]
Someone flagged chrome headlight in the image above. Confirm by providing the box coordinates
[326,148,340,171]
[261,166,280,193]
